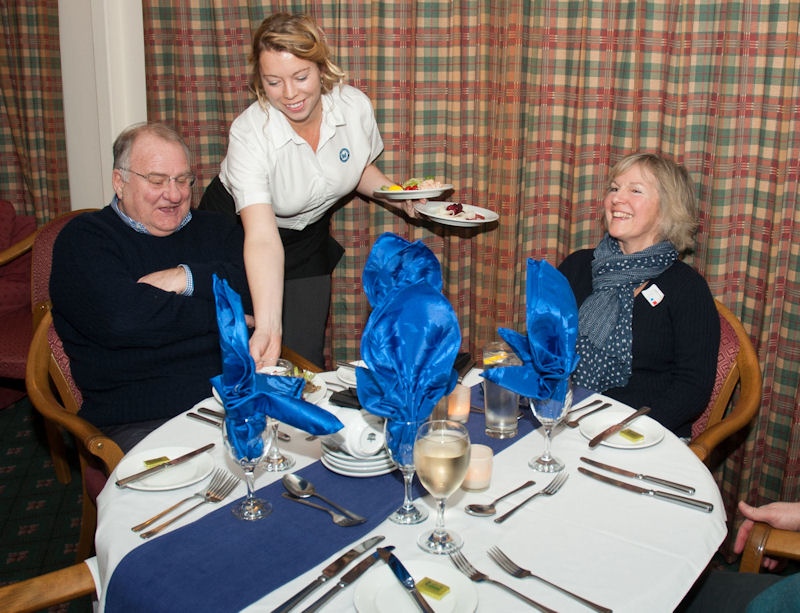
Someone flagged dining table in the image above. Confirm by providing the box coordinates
[90,368,727,612]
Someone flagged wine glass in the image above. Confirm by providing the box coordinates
[384,418,429,525]
[222,417,272,520]
[529,378,573,473]
[259,359,295,472]
[414,420,471,554]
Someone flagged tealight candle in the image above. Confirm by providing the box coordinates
[461,444,493,491]
[447,383,471,423]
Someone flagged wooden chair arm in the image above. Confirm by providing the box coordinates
[0,229,36,265]
[739,522,800,573]
[280,344,323,373]
[0,561,95,613]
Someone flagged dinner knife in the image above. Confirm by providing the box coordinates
[580,456,696,494]
[301,546,393,613]
[115,443,215,488]
[271,535,385,613]
[377,547,435,613]
[578,467,714,512]
[588,406,651,448]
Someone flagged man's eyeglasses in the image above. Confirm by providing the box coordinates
[119,168,196,189]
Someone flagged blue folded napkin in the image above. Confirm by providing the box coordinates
[362,232,443,309]
[210,275,342,459]
[482,259,579,402]
[357,235,461,457]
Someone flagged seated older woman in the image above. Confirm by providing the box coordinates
[559,152,719,438]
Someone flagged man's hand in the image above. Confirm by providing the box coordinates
[138,267,187,294]
[734,500,800,570]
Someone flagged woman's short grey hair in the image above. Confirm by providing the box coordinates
[607,152,699,254]
[112,122,191,172]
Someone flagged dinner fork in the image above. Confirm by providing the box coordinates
[494,472,568,524]
[449,550,557,612]
[139,472,239,539]
[488,546,612,613]
[132,468,228,532]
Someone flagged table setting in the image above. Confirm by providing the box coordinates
[92,239,727,612]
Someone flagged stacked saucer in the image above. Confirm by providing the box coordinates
[320,442,396,477]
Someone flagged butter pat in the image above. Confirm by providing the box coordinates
[143,456,170,468]
[417,577,450,600]
[619,428,644,442]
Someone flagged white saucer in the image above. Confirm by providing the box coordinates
[115,446,214,491]
[579,406,665,449]
[354,558,478,612]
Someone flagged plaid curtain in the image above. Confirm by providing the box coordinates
[0,0,70,220]
[142,0,800,526]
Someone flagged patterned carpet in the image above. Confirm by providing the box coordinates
[0,396,92,611]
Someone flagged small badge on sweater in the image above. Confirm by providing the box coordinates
[642,283,664,307]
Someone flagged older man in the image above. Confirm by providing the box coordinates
[50,122,251,451]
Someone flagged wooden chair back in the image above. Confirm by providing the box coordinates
[26,310,123,560]
[689,299,762,464]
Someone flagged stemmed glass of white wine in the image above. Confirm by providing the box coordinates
[414,420,471,554]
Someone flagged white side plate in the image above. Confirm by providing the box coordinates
[115,446,214,491]
[579,406,666,449]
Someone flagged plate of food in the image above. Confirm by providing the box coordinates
[414,202,499,228]
[299,370,327,405]
[374,177,453,200]
[115,446,215,491]
[256,364,327,405]
[578,406,665,449]
[354,558,477,612]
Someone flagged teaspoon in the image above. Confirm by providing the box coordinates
[464,480,536,516]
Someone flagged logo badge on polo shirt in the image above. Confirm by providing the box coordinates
[642,283,665,307]
[339,148,350,162]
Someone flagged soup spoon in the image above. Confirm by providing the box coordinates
[464,480,536,516]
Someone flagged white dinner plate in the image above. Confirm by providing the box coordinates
[579,406,665,449]
[215,371,326,406]
[374,185,453,200]
[302,372,327,405]
[354,558,478,613]
[320,455,396,477]
[414,202,499,228]
[115,446,214,491]
[336,360,366,386]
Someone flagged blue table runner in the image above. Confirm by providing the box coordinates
[105,386,590,612]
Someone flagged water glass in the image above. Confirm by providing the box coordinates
[483,341,522,438]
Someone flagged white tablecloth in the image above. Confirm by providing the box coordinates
[95,373,727,612]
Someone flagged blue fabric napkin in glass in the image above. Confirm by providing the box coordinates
[482,259,579,401]
[357,280,461,456]
[209,275,342,460]
[362,232,443,309]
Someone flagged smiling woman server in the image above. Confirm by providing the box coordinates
[200,13,419,369]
